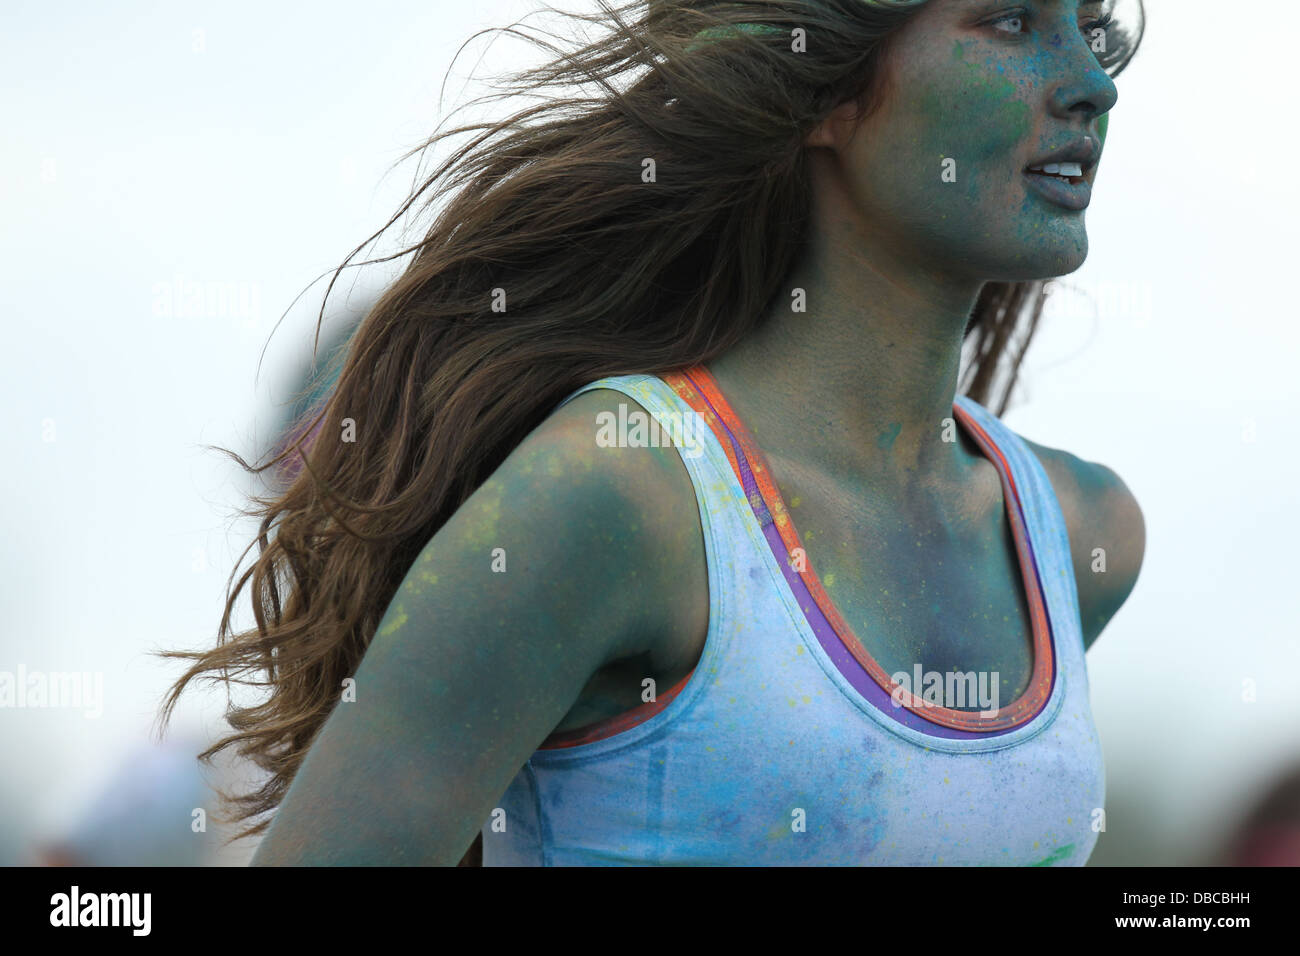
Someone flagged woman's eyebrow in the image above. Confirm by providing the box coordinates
[1016,0,1109,8]
[958,0,1105,10]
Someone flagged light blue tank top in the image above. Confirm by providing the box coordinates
[480,369,1105,865]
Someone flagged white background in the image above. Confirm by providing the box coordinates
[2,0,1295,865]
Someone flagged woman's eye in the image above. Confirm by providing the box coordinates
[1082,14,1115,40]
[991,15,1026,35]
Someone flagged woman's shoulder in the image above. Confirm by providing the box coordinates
[538,382,709,545]
[519,385,710,651]
[1018,434,1145,649]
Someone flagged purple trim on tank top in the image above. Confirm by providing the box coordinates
[687,374,1047,739]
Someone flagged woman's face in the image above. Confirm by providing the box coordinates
[825,0,1120,281]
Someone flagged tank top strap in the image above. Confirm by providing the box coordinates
[550,372,1087,707]
[552,372,746,507]
[553,375,1086,671]
[541,371,758,748]
[954,395,1088,668]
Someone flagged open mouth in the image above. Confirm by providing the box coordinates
[1021,160,1091,210]
[1023,161,1086,186]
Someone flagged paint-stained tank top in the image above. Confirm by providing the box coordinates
[480,368,1105,866]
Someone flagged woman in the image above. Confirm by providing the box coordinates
[159,0,1147,866]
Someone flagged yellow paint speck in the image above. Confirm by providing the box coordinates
[378,605,408,638]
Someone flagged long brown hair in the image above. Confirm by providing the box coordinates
[155,0,1144,865]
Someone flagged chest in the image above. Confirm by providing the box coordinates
[551,456,1045,736]
[791,498,1038,706]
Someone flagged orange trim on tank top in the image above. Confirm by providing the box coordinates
[667,365,1054,733]
[537,366,1055,748]
[539,669,695,750]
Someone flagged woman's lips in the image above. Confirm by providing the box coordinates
[1022,169,1091,211]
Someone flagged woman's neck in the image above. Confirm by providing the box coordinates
[708,156,989,502]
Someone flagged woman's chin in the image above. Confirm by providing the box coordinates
[987,239,1090,282]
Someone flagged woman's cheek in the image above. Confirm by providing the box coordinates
[910,79,1029,218]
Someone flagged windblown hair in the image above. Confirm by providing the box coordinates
[156,0,1145,865]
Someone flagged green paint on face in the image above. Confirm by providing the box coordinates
[902,61,1032,267]
[1098,113,1109,145]
[936,42,1032,142]
[848,0,1119,280]
[913,44,1033,229]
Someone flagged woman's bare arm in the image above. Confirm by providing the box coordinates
[250,390,705,865]
[1024,437,1146,649]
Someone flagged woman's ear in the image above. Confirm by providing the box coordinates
[802,98,866,150]
[803,118,837,149]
